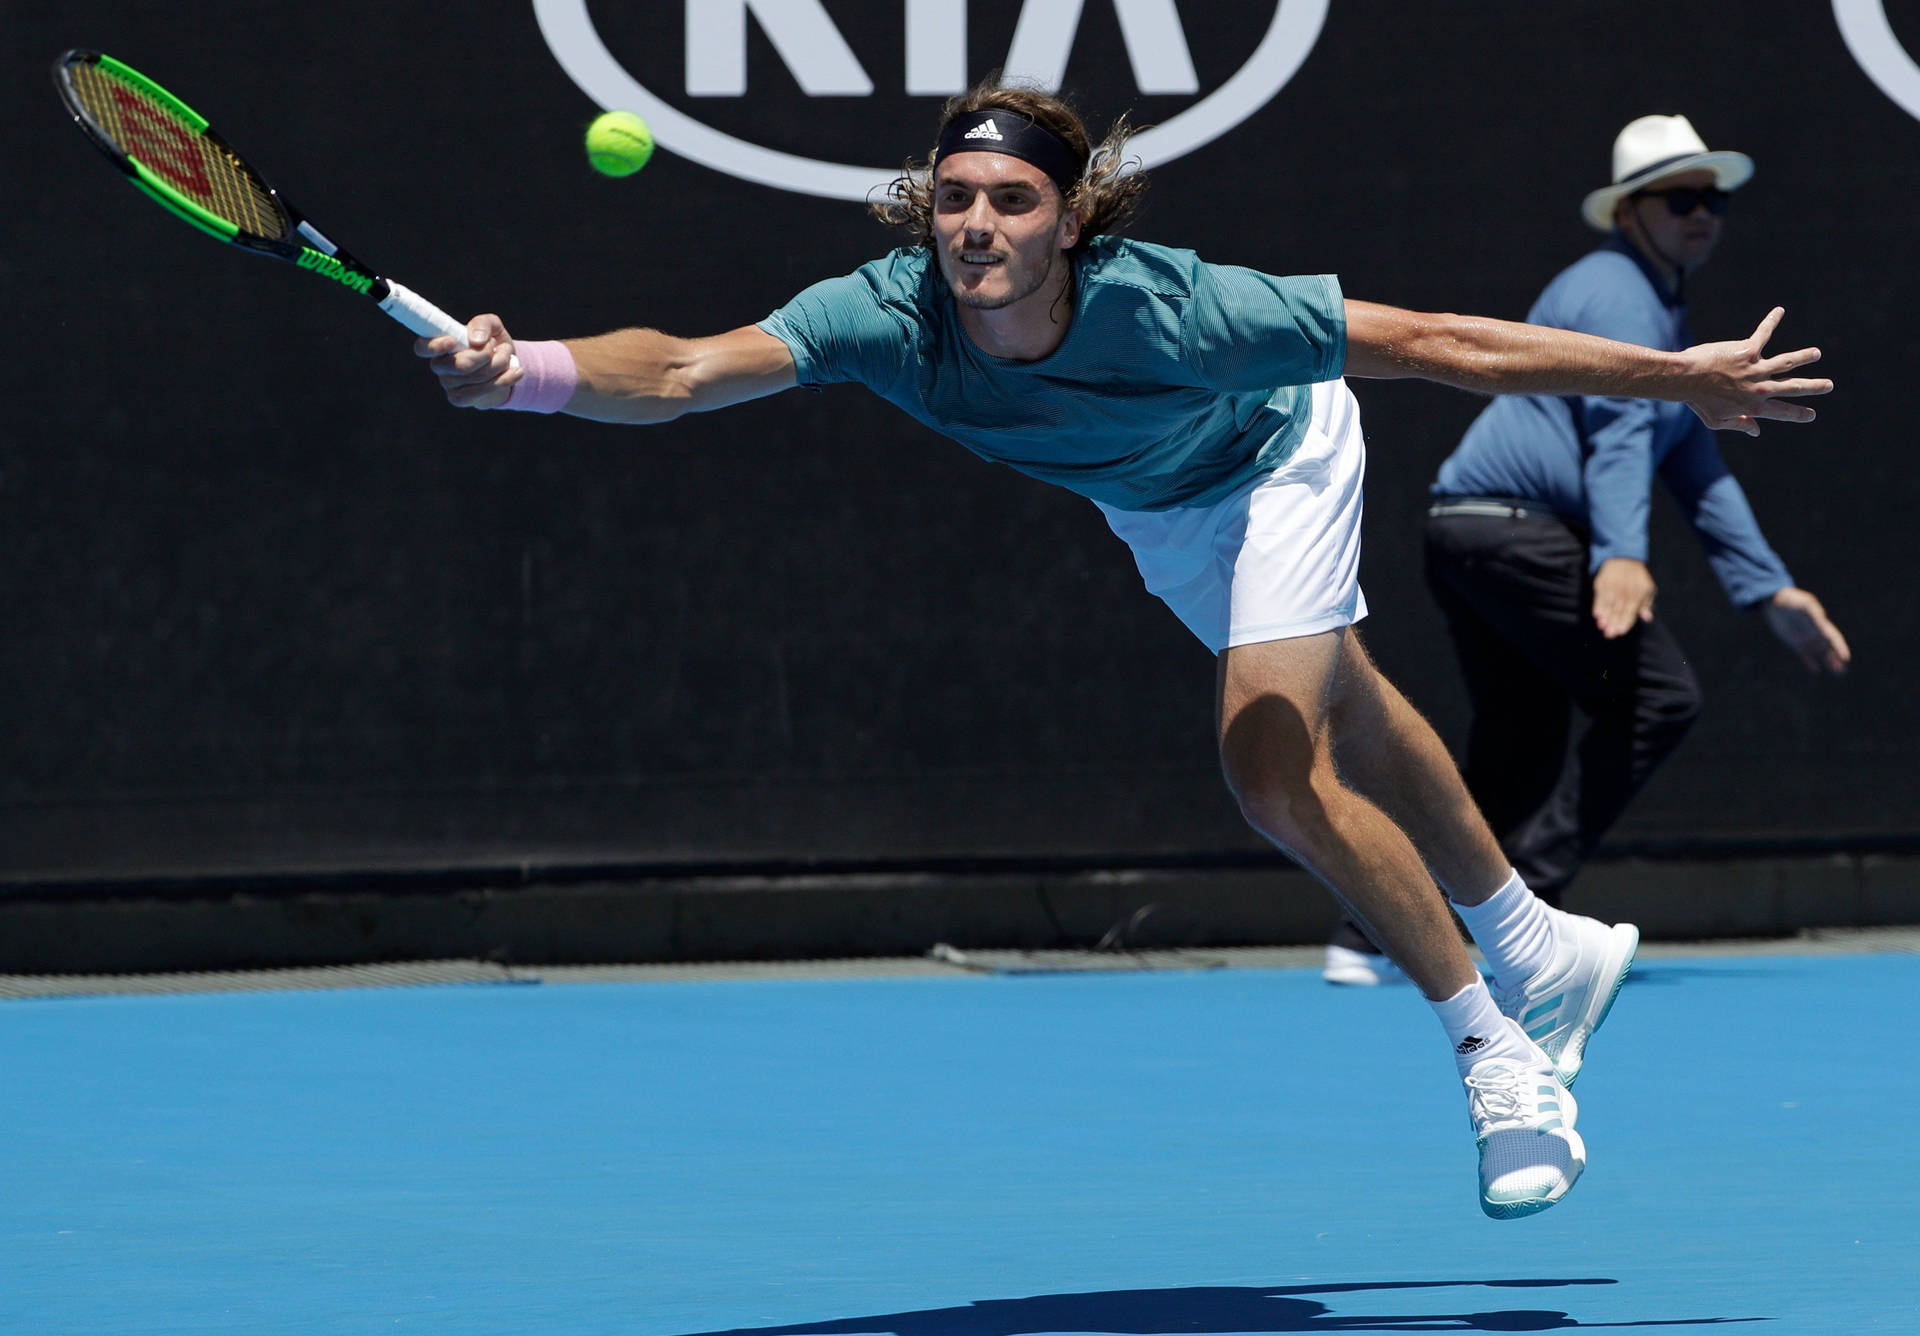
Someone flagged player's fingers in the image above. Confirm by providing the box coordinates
[464,313,509,347]
[1759,345,1823,376]
[426,351,500,392]
[490,346,525,390]
[1750,399,1818,424]
[1757,375,1833,398]
[1748,306,1785,349]
[438,348,522,407]
[445,379,513,410]
[461,340,515,376]
[445,343,509,377]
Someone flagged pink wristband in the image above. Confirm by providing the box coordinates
[500,340,579,413]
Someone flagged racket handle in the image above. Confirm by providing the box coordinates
[379,280,466,339]
[380,279,520,370]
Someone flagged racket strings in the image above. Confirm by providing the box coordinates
[66,61,285,239]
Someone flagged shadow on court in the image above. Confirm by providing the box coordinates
[671,1279,1770,1334]
[1620,965,1792,986]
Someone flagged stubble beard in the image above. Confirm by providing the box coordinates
[945,246,1064,311]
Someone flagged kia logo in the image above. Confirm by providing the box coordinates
[1836,0,1920,124]
[533,0,1330,200]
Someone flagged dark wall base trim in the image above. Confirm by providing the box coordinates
[2,852,1915,976]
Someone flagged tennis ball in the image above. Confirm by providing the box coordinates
[585,110,653,177]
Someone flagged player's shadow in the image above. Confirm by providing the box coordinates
[668,1278,1769,1335]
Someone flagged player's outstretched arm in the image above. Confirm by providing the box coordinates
[1342,301,1832,437]
[416,316,797,422]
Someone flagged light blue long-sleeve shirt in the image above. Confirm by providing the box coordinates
[1433,236,1791,607]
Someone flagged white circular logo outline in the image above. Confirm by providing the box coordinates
[1835,0,1920,121]
[532,0,1330,200]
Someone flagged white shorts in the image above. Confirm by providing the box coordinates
[1096,379,1369,654]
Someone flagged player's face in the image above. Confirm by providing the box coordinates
[1620,167,1725,275]
[930,153,1082,311]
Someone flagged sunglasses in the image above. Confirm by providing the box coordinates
[1635,185,1730,217]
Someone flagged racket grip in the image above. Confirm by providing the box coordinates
[380,280,520,369]
[379,280,466,339]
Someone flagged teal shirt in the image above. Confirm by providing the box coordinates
[756,236,1346,511]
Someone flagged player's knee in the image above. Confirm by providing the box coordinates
[1219,686,1342,856]
[1226,766,1337,858]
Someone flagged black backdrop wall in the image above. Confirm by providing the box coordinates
[5,2,1916,887]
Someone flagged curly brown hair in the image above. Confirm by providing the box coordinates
[870,76,1148,254]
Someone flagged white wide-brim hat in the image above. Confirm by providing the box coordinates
[1580,114,1753,232]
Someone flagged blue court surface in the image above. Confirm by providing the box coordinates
[4,946,1914,1333]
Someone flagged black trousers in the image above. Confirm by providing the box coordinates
[1421,501,1703,900]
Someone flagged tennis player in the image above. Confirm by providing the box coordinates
[419,82,1830,1218]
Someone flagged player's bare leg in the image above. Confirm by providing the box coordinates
[1216,629,1476,999]
[1322,631,1640,1090]
[1323,632,1510,906]
[1219,627,1586,1217]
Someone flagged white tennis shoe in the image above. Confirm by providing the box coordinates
[1493,914,1639,1088]
[1321,942,1408,986]
[1465,1028,1585,1219]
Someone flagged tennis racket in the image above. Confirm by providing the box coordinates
[54,48,479,347]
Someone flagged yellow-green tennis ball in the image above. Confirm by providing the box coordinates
[585,110,653,177]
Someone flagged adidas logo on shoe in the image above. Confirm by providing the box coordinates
[963,118,1005,141]
[1455,1034,1492,1055]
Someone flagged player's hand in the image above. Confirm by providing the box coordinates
[1592,558,1656,639]
[416,313,523,410]
[1762,586,1851,674]
[1679,308,1832,437]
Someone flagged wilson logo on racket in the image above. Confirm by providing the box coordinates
[297,249,375,295]
[533,0,1330,200]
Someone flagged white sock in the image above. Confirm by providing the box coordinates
[1452,869,1557,991]
[1430,979,1537,1078]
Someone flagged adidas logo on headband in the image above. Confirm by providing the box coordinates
[937,111,1080,193]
